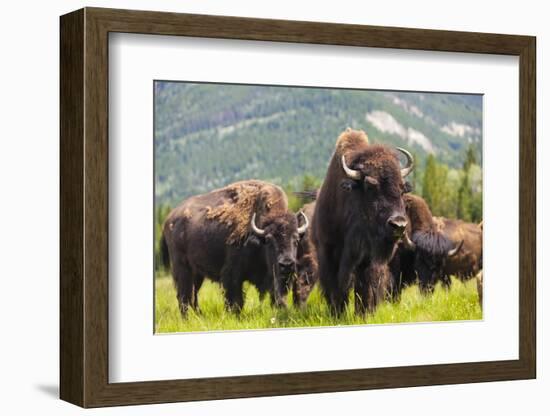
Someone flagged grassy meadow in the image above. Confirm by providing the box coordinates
[155,273,482,333]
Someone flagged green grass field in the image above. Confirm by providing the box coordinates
[155,273,482,333]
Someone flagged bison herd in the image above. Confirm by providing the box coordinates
[161,128,483,318]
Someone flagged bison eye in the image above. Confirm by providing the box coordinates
[340,179,359,192]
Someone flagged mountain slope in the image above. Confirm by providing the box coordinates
[154,82,482,205]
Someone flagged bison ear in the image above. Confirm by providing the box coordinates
[340,179,359,192]
[403,181,414,194]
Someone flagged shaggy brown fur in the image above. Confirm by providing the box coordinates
[335,128,369,157]
[404,194,435,233]
[437,216,483,281]
[312,128,410,315]
[161,179,303,315]
[205,180,287,244]
[389,194,461,297]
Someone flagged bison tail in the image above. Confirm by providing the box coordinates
[160,234,170,270]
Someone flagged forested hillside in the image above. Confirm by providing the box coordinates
[154,81,482,211]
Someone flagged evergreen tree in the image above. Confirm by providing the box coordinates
[154,204,172,273]
[301,174,321,192]
[463,144,477,171]
[456,144,481,222]
[422,154,449,216]
[409,151,420,193]
[456,171,472,221]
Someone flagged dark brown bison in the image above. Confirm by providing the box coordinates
[160,180,308,315]
[390,194,463,296]
[437,217,483,283]
[293,201,318,307]
[311,128,414,315]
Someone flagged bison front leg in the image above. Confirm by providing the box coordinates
[332,244,359,316]
[317,244,340,314]
[440,274,452,290]
[221,269,244,313]
[319,244,354,316]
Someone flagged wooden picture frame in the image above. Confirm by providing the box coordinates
[60,7,536,408]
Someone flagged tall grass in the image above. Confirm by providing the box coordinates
[155,273,482,333]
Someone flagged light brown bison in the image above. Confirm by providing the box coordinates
[311,128,414,315]
[293,201,318,307]
[160,180,308,315]
[437,217,483,295]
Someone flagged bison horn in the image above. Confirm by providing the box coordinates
[402,232,416,250]
[396,147,414,178]
[447,239,464,257]
[250,213,266,236]
[341,155,361,180]
[297,211,309,235]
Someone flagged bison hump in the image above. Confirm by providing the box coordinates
[205,180,287,244]
[335,128,369,157]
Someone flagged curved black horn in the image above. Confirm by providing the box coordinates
[341,155,361,180]
[297,211,309,235]
[250,213,266,236]
[396,147,414,178]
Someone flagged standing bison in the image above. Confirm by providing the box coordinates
[311,128,414,315]
[390,194,463,296]
[160,180,308,315]
[293,201,319,307]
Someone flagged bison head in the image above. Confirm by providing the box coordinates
[249,211,308,306]
[340,145,414,251]
[407,232,463,293]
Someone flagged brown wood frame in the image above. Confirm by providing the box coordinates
[60,7,536,408]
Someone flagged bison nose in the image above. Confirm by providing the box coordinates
[387,215,407,237]
[278,258,295,273]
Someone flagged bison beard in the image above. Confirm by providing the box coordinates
[311,128,413,315]
[161,180,308,315]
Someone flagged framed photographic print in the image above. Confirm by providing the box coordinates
[60,7,536,408]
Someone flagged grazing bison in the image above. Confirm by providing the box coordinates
[437,217,483,283]
[293,201,319,307]
[160,180,308,315]
[391,194,463,295]
[311,128,414,315]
